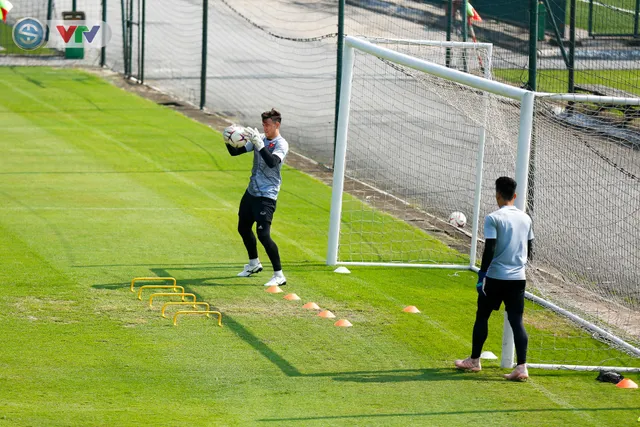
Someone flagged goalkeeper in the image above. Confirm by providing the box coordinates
[225,109,289,287]
[455,176,534,381]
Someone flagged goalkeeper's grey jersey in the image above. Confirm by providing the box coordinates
[484,205,534,281]
[246,134,289,200]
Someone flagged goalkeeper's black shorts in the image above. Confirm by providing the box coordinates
[238,190,277,224]
[478,278,526,313]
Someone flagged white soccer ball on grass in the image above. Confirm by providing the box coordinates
[223,125,250,148]
[449,211,467,228]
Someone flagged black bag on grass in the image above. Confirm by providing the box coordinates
[595,371,624,384]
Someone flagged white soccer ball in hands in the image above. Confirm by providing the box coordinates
[223,125,249,148]
[449,211,467,228]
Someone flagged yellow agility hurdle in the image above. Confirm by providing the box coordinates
[173,310,222,327]
[137,285,185,301]
[130,277,177,293]
[161,301,210,318]
[149,293,196,307]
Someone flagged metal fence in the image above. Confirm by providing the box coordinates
[1,0,639,197]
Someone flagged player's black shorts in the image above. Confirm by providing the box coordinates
[238,190,277,224]
[478,278,526,314]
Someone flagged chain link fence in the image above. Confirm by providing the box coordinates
[2,0,639,163]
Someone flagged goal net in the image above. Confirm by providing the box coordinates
[524,96,640,370]
[327,37,512,269]
[329,36,640,371]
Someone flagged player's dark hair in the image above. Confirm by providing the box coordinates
[262,108,282,124]
[496,176,517,200]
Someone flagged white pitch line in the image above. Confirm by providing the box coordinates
[526,379,597,425]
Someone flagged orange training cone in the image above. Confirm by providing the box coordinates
[302,302,320,310]
[318,310,336,319]
[265,285,283,294]
[616,378,638,389]
[334,319,352,327]
[284,293,301,301]
[402,306,420,313]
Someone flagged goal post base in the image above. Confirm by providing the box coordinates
[526,364,640,372]
[334,262,473,269]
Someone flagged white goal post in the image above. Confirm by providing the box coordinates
[327,36,523,269]
[328,37,500,270]
[328,35,640,372]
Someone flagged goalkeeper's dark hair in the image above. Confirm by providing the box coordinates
[262,108,282,124]
[496,176,517,201]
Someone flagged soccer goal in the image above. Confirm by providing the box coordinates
[328,36,640,372]
[327,37,509,270]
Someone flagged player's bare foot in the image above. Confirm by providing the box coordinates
[504,364,529,381]
[454,357,481,372]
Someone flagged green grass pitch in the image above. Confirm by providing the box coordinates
[0,66,638,426]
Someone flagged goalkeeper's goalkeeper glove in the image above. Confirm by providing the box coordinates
[245,127,264,151]
[476,270,486,296]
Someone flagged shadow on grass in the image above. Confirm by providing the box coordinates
[306,368,505,383]
[89,262,328,290]
[91,276,248,290]
[220,312,302,377]
[79,261,326,270]
[129,270,506,384]
[92,266,307,377]
[89,265,570,387]
[256,406,640,422]
[152,267,304,377]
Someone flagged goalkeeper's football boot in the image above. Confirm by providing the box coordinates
[263,274,287,287]
[454,357,481,372]
[504,364,529,381]
[237,263,263,277]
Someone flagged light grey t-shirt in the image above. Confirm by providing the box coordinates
[484,205,534,281]
[245,134,289,200]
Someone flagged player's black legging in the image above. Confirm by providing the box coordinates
[471,279,528,365]
[237,219,282,272]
